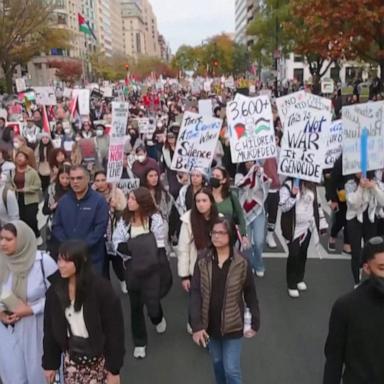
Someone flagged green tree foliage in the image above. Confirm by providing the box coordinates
[0,0,72,92]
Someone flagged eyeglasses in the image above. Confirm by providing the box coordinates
[211,230,229,237]
[368,236,384,245]
[70,176,84,181]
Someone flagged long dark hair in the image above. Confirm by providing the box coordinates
[213,166,231,198]
[55,164,71,200]
[190,187,219,250]
[38,137,54,162]
[56,240,93,312]
[122,187,158,225]
[49,148,68,169]
[142,167,169,206]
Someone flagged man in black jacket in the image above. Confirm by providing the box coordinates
[323,237,384,383]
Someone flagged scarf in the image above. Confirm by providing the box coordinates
[0,220,37,301]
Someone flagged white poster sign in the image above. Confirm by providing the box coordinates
[117,178,140,195]
[111,102,129,139]
[76,89,90,115]
[63,88,72,99]
[227,95,276,163]
[277,92,332,183]
[324,120,343,169]
[198,99,213,116]
[101,87,113,98]
[171,112,222,174]
[342,101,384,175]
[137,118,155,136]
[34,87,57,106]
[106,136,127,183]
[15,78,26,93]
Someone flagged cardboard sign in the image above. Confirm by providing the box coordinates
[277,92,332,183]
[15,78,26,93]
[171,111,222,174]
[198,99,213,116]
[227,95,276,163]
[111,102,129,139]
[323,120,343,169]
[117,178,140,195]
[106,136,127,183]
[342,101,384,175]
[34,87,57,106]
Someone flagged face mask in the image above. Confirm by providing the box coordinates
[209,177,221,189]
[13,142,20,149]
[370,274,384,295]
[64,128,71,135]
[96,130,103,137]
[136,155,146,163]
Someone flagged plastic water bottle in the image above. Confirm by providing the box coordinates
[243,307,252,337]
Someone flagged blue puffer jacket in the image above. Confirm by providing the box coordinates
[52,187,109,263]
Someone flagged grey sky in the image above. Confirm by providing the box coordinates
[150,0,235,53]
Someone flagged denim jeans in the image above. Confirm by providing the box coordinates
[208,337,243,384]
[245,213,266,273]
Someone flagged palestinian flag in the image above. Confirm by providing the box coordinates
[78,13,96,40]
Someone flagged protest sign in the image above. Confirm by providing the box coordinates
[15,78,26,93]
[73,89,90,115]
[342,101,384,175]
[106,136,127,183]
[137,117,155,136]
[34,87,57,106]
[171,111,222,174]
[117,178,140,195]
[111,102,129,139]
[63,88,72,99]
[0,108,7,120]
[323,120,343,169]
[321,79,334,94]
[277,92,332,183]
[227,95,276,163]
[203,81,211,93]
[198,99,213,116]
[101,87,113,98]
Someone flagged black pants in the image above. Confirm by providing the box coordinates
[330,202,349,244]
[287,232,311,289]
[39,174,51,193]
[168,205,181,243]
[125,264,163,347]
[347,214,377,284]
[265,191,279,231]
[18,194,39,237]
[105,253,125,282]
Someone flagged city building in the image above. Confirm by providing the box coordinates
[158,34,171,62]
[235,0,263,46]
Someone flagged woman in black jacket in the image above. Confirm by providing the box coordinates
[42,240,125,384]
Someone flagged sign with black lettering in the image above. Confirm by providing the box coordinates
[171,111,222,174]
[324,120,343,169]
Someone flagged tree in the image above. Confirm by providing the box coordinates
[50,59,83,85]
[0,0,72,92]
[90,50,132,81]
[131,56,177,80]
[171,45,199,72]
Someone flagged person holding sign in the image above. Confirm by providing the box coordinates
[279,178,321,298]
[0,221,57,384]
[345,171,384,287]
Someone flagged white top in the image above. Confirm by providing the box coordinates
[130,224,149,238]
[294,189,314,240]
[65,302,89,338]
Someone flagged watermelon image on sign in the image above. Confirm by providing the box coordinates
[234,123,246,139]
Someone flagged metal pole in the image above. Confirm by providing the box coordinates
[274,0,279,97]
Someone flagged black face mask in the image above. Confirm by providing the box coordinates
[370,274,384,295]
[209,177,221,189]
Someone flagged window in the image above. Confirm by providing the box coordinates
[345,66,358,85]
[330,67,340,82]
[293,68,304,84]
[293,54,303,63]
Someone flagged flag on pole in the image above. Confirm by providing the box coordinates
[78,13,97,40]
[42,106,50,134]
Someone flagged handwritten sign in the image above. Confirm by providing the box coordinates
[323,120,343,169]
[33,87,57,106]
[117,178,140,195]
[15,78,26,93]
[227,95,276,163]
[277,92,332,183]
[111,102,129,139]
[106,136,128,183]
[171,111,222,174]
[342,101,384,175]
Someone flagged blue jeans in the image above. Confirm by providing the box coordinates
[208,338,243,384]
[245,213,266,273]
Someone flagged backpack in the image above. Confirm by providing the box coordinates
[2,185,9,212]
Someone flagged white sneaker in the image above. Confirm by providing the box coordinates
[266,232,277,248]
[255,270,265,278]
[155,317,167,334]
[297,282,307,291]
[133,346,146,359]
[120,281,128,294]
[288,289,300,298]
[186,323,193,335]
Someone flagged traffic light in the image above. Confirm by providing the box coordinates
[213,60,219,68]
[125,64,129,70]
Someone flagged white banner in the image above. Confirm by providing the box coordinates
[117,178,140,195]
[277,92,332,183]
[171,111,222,174]
[227,95,276,163]
[111,102,129,139]
[323,120,343,169]
[15,78,26,93]
[34,87,57,106]
[342,101,384,175]
[106,136,128,183]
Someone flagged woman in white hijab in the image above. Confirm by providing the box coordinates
[0,220,57,384]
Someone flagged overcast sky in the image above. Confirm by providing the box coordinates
[150,0,235,53]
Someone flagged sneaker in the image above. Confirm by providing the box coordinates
[120,281,128,294]
[186,323,193,335]
[255,270,265,278]
[155,317,167,334]
[133,346,146,359]
[288,289,300,298]
[328,241,336,252]
[266,232,277,248]
[354,283,360,289]
[297,282,307,291]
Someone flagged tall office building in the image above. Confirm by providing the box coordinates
[235,0,264,46]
